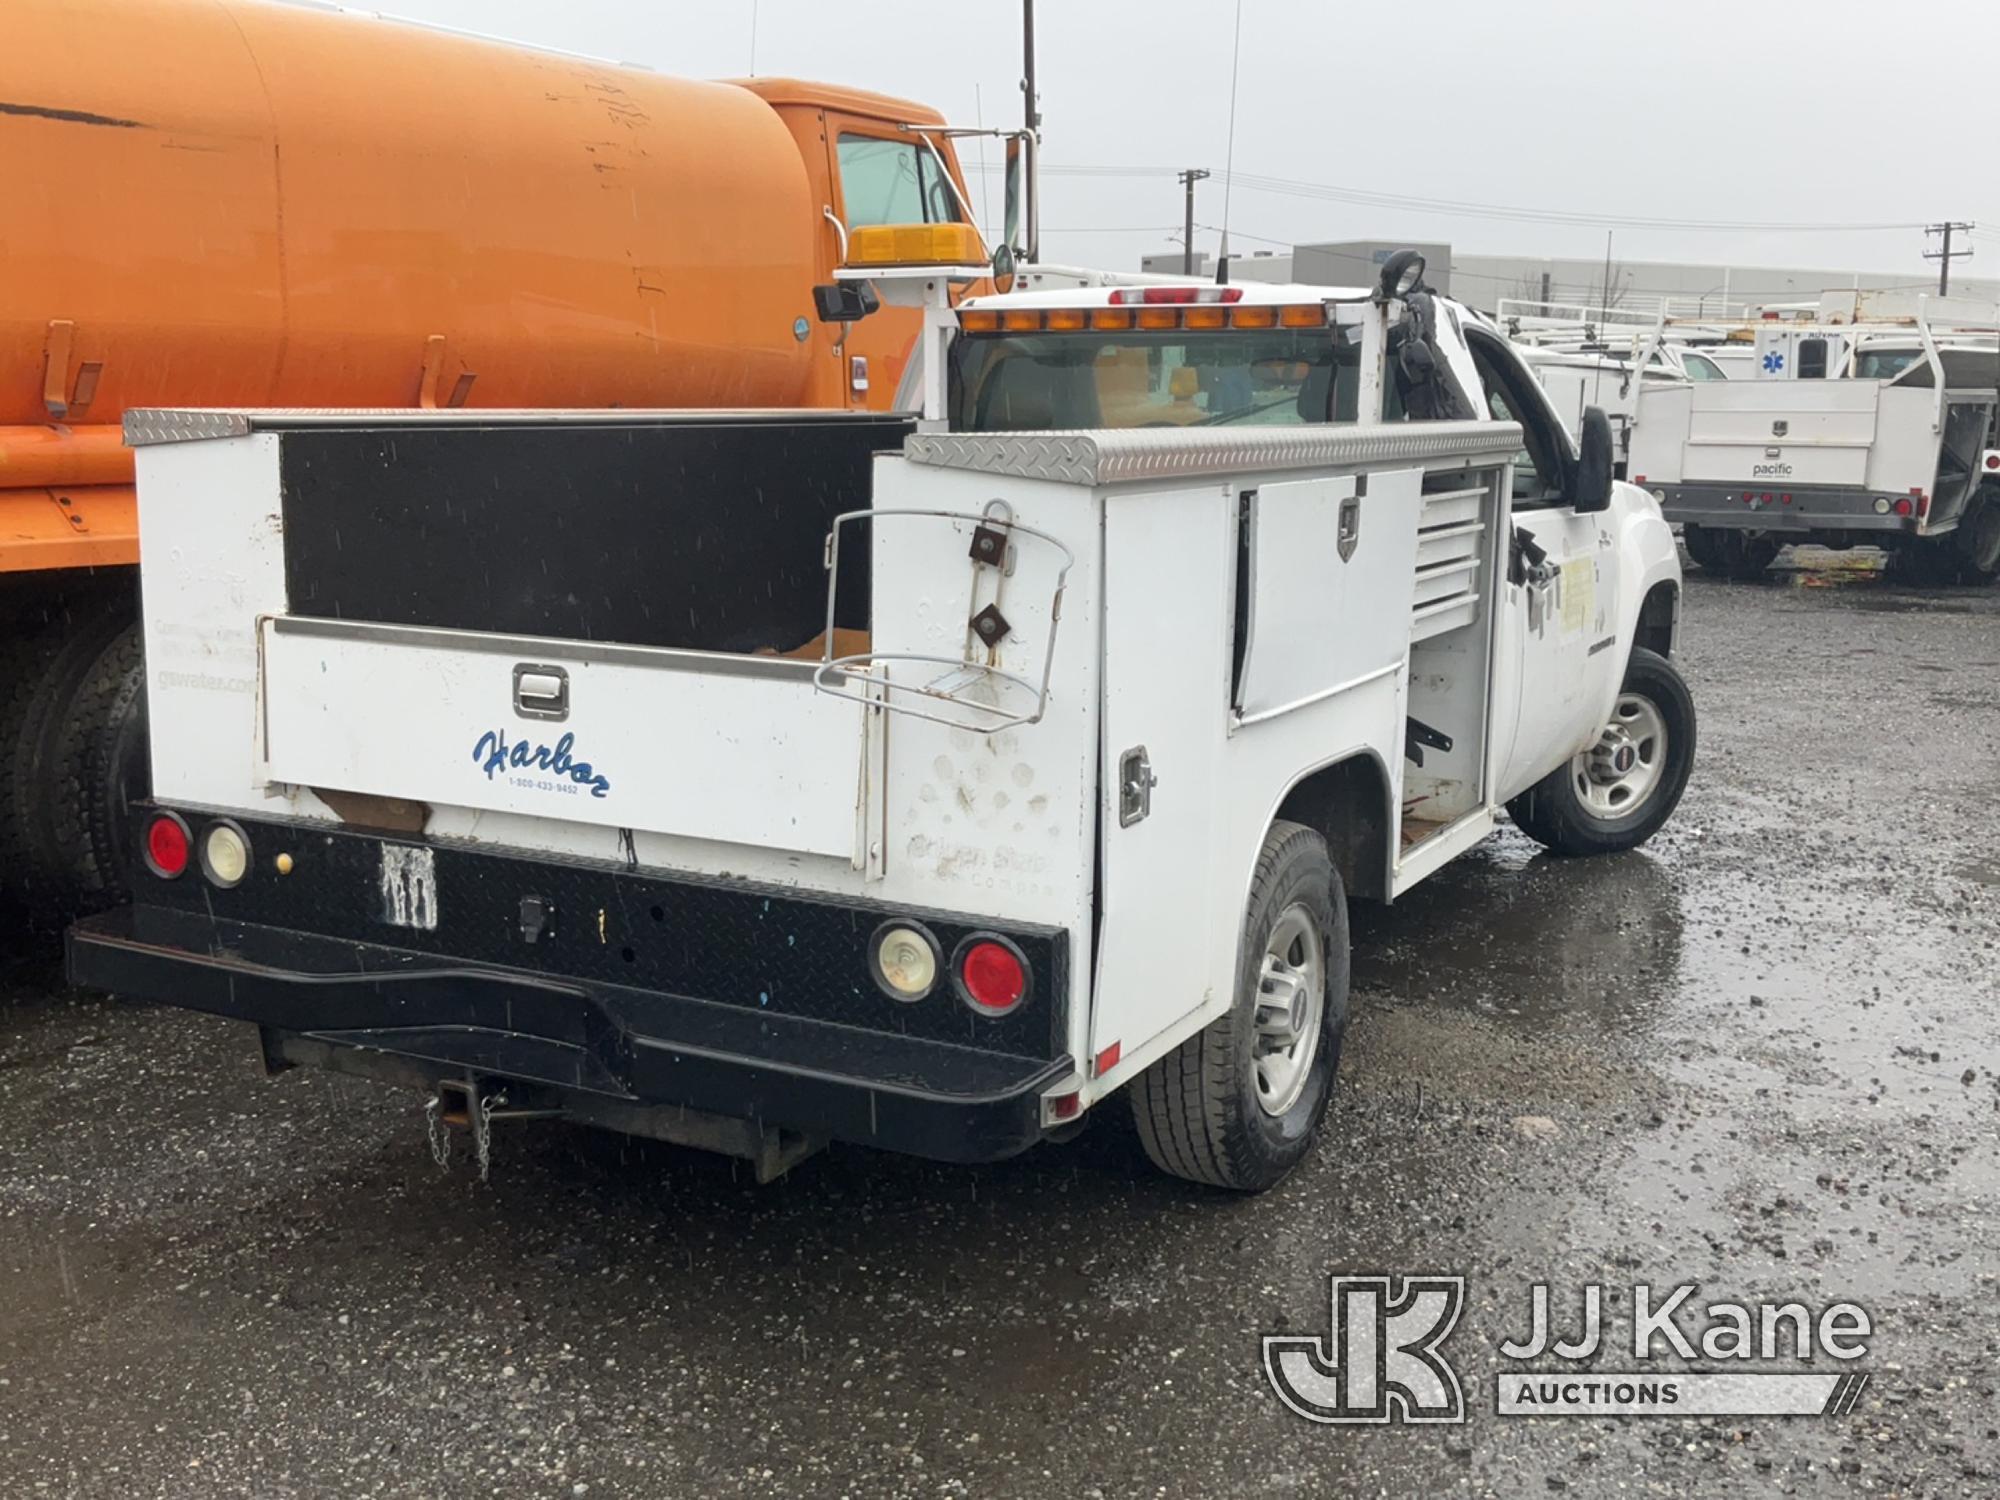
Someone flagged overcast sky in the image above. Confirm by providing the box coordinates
[380,0,1999,289]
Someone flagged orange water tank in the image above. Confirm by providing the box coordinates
[3,0,827,429]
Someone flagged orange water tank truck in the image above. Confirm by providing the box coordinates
[0,0,982,934]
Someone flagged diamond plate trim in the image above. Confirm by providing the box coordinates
[124,407,900,446]
[124,409,253,446]
[904,421,1525,484]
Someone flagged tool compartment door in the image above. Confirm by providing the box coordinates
[1681,382,1878,487]
[259,616,867,859]
[1091,485,1237,1061]
[1234,473,1422,719]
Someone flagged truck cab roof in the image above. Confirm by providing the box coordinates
[731,76,948,125]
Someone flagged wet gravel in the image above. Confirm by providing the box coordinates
[2,562,1998,1498]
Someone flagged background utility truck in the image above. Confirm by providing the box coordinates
[2,0,980,937]
[70,252,1694,1191]
[1628,306,2000,582]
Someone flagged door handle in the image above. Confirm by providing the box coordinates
[513,663,569,721]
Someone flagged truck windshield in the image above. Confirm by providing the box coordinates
[949,328,1366,432]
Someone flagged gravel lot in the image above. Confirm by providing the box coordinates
[2,563,1997,1498]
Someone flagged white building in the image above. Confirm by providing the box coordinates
[1140,241,2000,317]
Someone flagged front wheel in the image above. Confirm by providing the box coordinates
[1508,647,1696,856]
[1130,820,1348,1191]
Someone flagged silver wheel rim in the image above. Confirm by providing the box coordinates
[1572,692,1669,821]
[1253,904,1325,1117]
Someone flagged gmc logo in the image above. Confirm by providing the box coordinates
[1263,1275,1466,1424]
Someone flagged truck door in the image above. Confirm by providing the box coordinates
[1464,329,1624,804]
[825,120,968,409]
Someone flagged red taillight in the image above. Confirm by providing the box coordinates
[1108,285,1245,305]
[1913,488,1931,519]
[145,813,190,878]
[957,938,1028,1015]
[1986,454,2000,471]
[1893,497,1915,517]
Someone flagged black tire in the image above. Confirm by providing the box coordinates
[1897,537,1966,586]
[79,626,150,908]
[1680,524,1724,572]
[2,597,136,930]
[1953,487,2000,581]
[1507,647,1696,857]
[55,623,147,911]
[1716,532,1779,581]
[1130,820,1349,1192]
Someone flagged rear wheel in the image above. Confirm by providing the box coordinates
[1716,532,1779,580]
[0,591,138,933]
[1680,524,1724,572]
[1954,488,2000,582]
[1508,647,1696,857]
[1131,821,1348,1192]
[1898,537,1966,586]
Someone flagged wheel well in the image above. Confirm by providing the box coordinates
[1636,580,1678,659]
[1273,753,1392,903]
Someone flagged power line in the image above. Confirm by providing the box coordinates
[968,161,1926,234]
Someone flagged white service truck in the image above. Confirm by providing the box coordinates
[1629,326,2000,581]
[69,253,1693,1191]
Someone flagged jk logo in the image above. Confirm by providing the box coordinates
[1263,1275,1466,1424]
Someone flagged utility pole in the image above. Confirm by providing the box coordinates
[1177,168,1210,275]
[1925,222,1975,295]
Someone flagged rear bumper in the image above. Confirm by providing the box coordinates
[1659,483,1925,536]
[67,813,1074,1165]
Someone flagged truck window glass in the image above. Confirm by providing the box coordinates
[1464,330,1566,506]
[949,328,1383,432]
[1680,352,1725,381]
[837,134,959,228]
[1854,348,1921,381]
[1796,337,1828,380]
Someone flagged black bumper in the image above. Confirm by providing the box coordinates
[1659,483,1918,536]
[68,815,1074,1166]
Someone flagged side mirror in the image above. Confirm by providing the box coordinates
[1571,407,1615,513]
[812,281,880,325]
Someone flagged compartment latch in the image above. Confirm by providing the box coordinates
[512,663,569,721]
[1118,745,1157,828]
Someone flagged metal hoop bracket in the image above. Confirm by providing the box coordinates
[812,506,1075,735]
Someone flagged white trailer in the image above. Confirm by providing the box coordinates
[70,258,1693,1190]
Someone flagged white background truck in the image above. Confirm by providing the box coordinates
[69,257,1694,1191]
[1630,329,2000,582]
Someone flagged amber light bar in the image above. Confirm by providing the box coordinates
[958,304,1327,334]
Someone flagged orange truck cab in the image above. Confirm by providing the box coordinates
[0,0,985,930]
